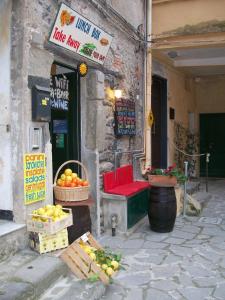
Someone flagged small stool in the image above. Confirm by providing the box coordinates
[55,197,94,244]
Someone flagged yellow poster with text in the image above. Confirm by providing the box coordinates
[24,153,46,205]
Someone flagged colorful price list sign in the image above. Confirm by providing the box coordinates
[24,153,46,205]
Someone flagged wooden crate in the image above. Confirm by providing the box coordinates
[60,232,111,284]
[27,208,73,234]
[29,228,68,254]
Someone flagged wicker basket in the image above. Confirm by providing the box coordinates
[53,160,90,202]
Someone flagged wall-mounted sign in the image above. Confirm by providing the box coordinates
[148,109,154,127]
[114,99,136,136]
[24,153,46,205]
[78,62,88,77]
[50,75,69,111]
[56,134,65,148]
[49,3,113,65]
[53,119,68,134]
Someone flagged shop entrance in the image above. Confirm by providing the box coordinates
[151,75,167,168]
[50,63,81,179]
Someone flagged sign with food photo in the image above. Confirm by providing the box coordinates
[49,3,113,65]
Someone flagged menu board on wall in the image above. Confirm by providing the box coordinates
[50,75,69,111]
[114,99,136,136]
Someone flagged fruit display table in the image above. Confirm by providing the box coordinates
[55,197,94,244]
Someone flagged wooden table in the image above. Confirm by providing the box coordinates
[55,197,94,207]
[55,197,94,243]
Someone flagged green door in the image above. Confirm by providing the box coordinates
[200,113,225,177]
[50,69,81,180]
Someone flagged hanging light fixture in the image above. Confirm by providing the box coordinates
[114,89,122,99]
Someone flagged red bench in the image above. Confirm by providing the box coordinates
[102,165,150,232]
[103,165,150,196]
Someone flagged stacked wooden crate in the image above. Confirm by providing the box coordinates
[27,207,73,254]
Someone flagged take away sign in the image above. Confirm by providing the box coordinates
[49,3,113,65]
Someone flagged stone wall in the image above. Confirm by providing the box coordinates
[10,0,145,229]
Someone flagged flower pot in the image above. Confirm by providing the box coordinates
[148,175,177,187]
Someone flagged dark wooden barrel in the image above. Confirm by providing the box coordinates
[148,186,177,233]
[61,205,92,244]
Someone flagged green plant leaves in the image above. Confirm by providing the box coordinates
[147,165,186,184]
[88,274,99,282]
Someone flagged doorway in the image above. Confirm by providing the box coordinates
[151,75,167,168]
[200,113,225,177]
[50,63,81,180]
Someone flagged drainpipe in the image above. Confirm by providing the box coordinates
[145,0,152,168]
[109,1,152,175]
[131,0,151,174]
[95,149,101,238]
[114,149,143,168]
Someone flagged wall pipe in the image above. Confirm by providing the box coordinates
[145,0,152,168]
[131,0,152,173]
[94,1,152,237]
[95,149,101,238]
[113,0,151,169]
[113,0,153,175]
[132,0,152,173]
[183,161,188,217]
[114,150,143,167]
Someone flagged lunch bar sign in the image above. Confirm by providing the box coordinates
[49,3,113,65]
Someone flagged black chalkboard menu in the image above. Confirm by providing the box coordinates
[50,75,69,111]
[114,98,136,136]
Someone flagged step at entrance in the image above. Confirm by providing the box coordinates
[0,221,27,262]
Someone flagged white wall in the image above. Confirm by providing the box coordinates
[196,76,225,114]
[0,0,13,211]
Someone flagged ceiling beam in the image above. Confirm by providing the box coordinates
[152,32,225,50]
[153,0,182,4]
[174,57,225,67]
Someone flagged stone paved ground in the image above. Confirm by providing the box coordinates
[40,179,225,300]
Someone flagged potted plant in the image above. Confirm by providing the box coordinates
[145,164,186,187]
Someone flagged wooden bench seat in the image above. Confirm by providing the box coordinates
[102,165,150,232]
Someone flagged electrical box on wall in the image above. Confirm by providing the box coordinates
[29,126,43,151]
[32,85,51,122]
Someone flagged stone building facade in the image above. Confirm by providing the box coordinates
[0,0,146,233]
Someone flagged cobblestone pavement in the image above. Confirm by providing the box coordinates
[40,179,225,300]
